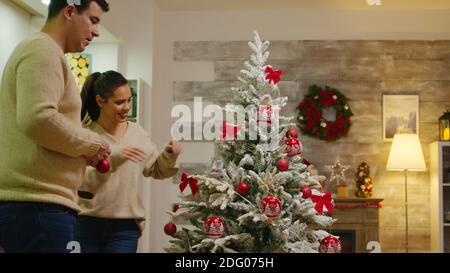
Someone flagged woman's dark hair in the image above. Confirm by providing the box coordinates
[81,70,129,121]
[47,0,110,21]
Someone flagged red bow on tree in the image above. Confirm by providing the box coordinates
[265,66,283,84]
[311,190,334,215]
[179,172,199,195]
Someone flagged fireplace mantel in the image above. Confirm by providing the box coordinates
[334,197,384,204]
[331,197,384,253]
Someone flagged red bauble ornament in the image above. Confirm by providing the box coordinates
[164,222,177,236]
[96,159,110,173]
[319,236,342,253]
[300,187,312,199]
[236,182,250,196]
[257,105,273,125]
[287,128,299,139]
[261,196,282,218]
[276,159,289,172]
[285,137,302,157]
[203,216,225,238]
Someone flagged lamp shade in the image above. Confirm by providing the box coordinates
[387,134,426,171]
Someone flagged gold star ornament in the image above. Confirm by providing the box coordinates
[327,159,350,185]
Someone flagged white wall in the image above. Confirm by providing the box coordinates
[84,43,119,73]
[126,0,157,254]
[159,10,450,41]
[0,0,30,80]
[101,0,158,253]
[101,0,156,121]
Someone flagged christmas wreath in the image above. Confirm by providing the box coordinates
[296,85,353,141]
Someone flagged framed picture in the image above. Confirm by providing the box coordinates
[382,94,419,141]
[127,79,142,124]
[66,53,91,90]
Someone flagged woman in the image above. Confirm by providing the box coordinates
[76,71,181,253]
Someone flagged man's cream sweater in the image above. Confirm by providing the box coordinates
[0,32,102,211]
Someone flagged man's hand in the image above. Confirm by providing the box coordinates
[99,138,111,159]
[165,140,182,156]
[85,138,111,167]
[85,155,98,167]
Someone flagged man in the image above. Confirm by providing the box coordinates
[0,0,111,253]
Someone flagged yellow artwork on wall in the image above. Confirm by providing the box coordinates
[66,53,91,90]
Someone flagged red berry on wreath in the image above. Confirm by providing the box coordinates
[276,159,289,172]
[164,222,177,236]
[236,182,250,196]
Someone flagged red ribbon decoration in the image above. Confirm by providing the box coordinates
[179,172,199,196]
[311,191,334,215]
[265,66,283,84]
[334,202,382,209]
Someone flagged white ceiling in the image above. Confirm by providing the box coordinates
[10,0,45,15]
[156,0,450,11]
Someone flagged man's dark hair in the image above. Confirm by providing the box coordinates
[47,0,110,20]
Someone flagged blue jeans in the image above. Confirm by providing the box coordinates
[0,201,77,253]
[76,216,139,253]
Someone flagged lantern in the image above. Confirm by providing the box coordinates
[439,110,450,141]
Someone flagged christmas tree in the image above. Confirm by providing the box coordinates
[165,31,337,253]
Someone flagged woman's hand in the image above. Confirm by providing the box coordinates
[165,140,182,156]
[122,147,147,163]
